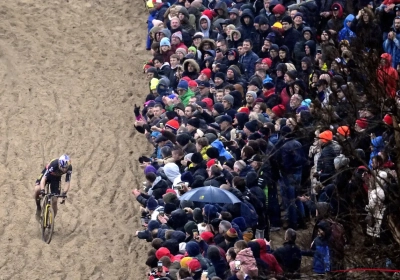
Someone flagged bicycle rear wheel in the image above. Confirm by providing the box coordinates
[41,205,55,244]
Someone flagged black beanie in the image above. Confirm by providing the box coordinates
[244,120,259,133]
[187,117,201,129]
[213,103,225,114]
[206,147,219,159]
[176,133,191,146]
[191,152,203,164]
[214,71,226,82]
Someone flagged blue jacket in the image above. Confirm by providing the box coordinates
[338,14,356,43]
[383,26,400,68]
[309,221,332,274]
[239,50,259,79]
[211,139,233,160]
[279,138,306,174]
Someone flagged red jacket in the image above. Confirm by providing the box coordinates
[377,53,399,98]
[256,239,283,274]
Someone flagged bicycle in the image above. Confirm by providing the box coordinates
[40,183,67,244]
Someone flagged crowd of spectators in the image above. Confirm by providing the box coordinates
[131,0,400,279]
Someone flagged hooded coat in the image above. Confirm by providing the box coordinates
[237,10,257,42]
[183,59,200,80]
[236,248,258,277]
[383,18,400,68]
[338,14,356,42]
[377,53,399,98]
[210,139,233,160]
[256,239,283,274]
[199,15,218,40]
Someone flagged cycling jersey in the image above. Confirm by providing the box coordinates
[35,158,72,194]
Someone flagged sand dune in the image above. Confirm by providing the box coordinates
[0,0,151,278]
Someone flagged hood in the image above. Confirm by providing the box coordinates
[152,176,162,187]
[305,40,316,56]
[381,53,392,68]
[203,204,218,222]
[235,112,249,129]
[331,3,343,18]
[183,58,200,73]
[199,15,211,33]
[247,241,261,258]
[214,1,228,13]
[255,239,269,253]
[170,209,189,229]
[302,26,313,36]
[371,136,384,149]
[343,14,354,26]
[163,239,180,255]
[210,139,225,152]
[240,10,254,27]
[186,241,201,257]
[179,7,190,19]
[164,163,181,183]
[232,217,247,231]
[170,230,187,243]
[230,90,243,109]
[199,38,216,51]
[160,28,171,39]
[317,220,332,239]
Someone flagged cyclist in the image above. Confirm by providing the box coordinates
[34,154,72,219]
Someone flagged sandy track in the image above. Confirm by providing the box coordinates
[0,0,151,279]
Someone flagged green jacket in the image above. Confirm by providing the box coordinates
[166,89,195,111]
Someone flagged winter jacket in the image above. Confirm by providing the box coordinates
[239,50,259,79]
[179,89,195,107]
[282,27,301,55]
[256,239,283,274]
[366,171,386,238]
[338,14,356,42]
[383,22,400,68]
[211,139,233,160]
[273,241,302,274]
[236,248,258,277]
[308,221,332,274]
[317,142,336,184]
[237,10,257,42]
[377,53,399,98]
[279,138,306,174]
[147,176,169,199]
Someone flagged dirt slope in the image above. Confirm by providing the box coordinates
[0,0,151,279]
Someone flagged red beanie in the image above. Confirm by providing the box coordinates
[272,104,285,118]
[262,58,272,67]
[383,114,393,125]
[202,9,214,20]
[188,80,198,87]
[201,68,212,79]
[356,118,368,129]
[237,107,250,115]
[206,159,216,168]
[181,76,191,82]
[165,188,176,194]
[166,119,180,131]
[272,4,286,15]
[202,97,214,110]
[200,231,214,244]
[156,247,173,260]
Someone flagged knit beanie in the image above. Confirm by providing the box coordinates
[244,120,258,133]
[187,117,200,128]
[188,46,197,53]
[176,133,191,146]
[213,103,225,114]
[356,118,368,129]
[177,80,189,90]
[172,31,183,41]
[180,257,193,269]
[337,126,350,137]
[383,114,393,125]
[166,118,180,131]
[223,94,234,105]
[237,107,250,115]
[176,47,187,56]
[214,71,226,82]
[160,37,171,47]
[201,68,212,79]
[319,130,333,143]
[246,91,257,100]
[226,228,238,238]
[242,229,254,242]
[191,152,203,164]
[271,104,285,118]
[261,58,272,67]
[146,196,158,210]
[272,4,286,14]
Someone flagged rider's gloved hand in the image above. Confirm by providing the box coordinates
[39,189,45,196]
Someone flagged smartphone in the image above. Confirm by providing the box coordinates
[317,49,322,54]
[192,229,199,238]
[234,260,241,271]
[215,160,219,165]
[202,271,208,277]
[159,210,164,216]
[184,182,189,187]
[159,123,164,129]
[157,261,163,272]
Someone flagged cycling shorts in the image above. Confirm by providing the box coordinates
[35,168,61,194]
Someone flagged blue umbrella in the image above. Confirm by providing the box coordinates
[178,186,241,204]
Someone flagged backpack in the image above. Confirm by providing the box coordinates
[327,219,346,256]
[241,200,259,228]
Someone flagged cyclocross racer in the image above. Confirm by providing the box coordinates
[34,154,72,219]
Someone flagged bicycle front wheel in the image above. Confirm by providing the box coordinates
[41,205,55,244]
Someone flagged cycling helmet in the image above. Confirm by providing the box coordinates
[59,154,70,169]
